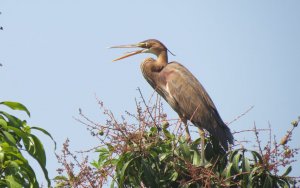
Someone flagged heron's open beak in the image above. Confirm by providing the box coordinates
[109,43,146,62]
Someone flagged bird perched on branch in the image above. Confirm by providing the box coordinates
[110,39,233,160]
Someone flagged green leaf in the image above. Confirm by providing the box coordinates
[119,157,136,187]
[251,151,263,164]
[141,159,157,186]
[277,179,290,188]
[180,142,190,160]
[263,175,273,188]
[170,171,178,181]
[97,149,110,168]
[24,134,46,166]
[55,182,69,188]
[150,127,158,134]
[0,111,23,129]
[91,160,99,168]
[0,143,26,162]
[31,126,57,150]
[8,160,19,170]
[249,166,262,181]
[192,150,201,166]
[163,128,173,139]
[232,152,241,174]
[191,138,201,147]
[6,125,29,143]
[20,163,39,187]
[107,144,114,152]
[0,101,30,117]
[22,124,31,134]
[110,177,115,188]
[0,102,45,188]
[159,153,169,161]
[107,159,119,166]
[225,163,233,178]
[8,127,51,187]
[5,175,22,188]
[282,166,292,177]
[242,156,250,172]
[53,175,68,181]
[25,134,51,186]
[0,152,4,163]
[0,119,8,129]
[2,131,17,145]
[149,149,158,159]
[229,149,240,161]
[241,153,251,187]
[95,147,109,153]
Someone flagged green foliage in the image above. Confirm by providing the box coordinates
[55,97,299,187]
[0,101,55,187]
[92,127,292,187]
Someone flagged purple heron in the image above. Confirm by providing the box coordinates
[110,39,233,161]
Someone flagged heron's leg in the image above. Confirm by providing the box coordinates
[183,121,191,142]
[198,127,205,165]
[180,118,191,142]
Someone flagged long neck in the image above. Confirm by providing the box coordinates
[156,50,168,68]
[140,50,168,82]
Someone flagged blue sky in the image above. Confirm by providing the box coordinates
[1,0,300,185]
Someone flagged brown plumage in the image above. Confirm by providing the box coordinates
[110,39,233,150]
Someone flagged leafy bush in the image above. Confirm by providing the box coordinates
[55,93,299,187]
[0,101,55,187]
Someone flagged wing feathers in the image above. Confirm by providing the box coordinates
[164,62,233,149]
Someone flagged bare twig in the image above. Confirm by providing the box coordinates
[227,105,254,125]
[137,87,160,131]
[253,123,263,157]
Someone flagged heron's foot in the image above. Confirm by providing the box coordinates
[182,122,191,143]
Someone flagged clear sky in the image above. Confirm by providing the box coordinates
[1,0,300,185]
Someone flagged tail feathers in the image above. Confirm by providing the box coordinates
[224,125,234,147]
[198,122,234,151]
[217,124,234,151]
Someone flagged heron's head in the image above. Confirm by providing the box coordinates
[110,39,175,62]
